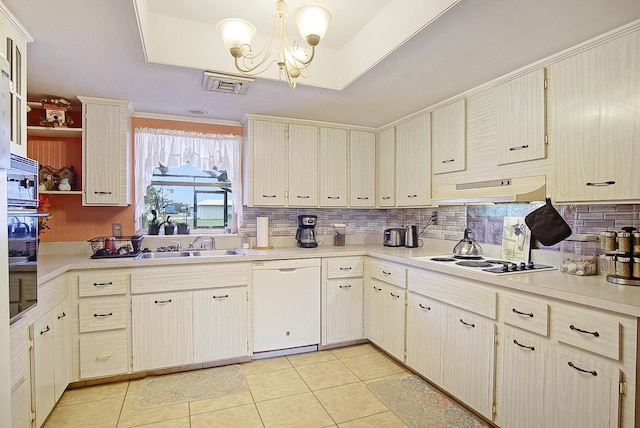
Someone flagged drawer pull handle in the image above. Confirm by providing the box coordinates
[262,194,277,198]
[418,303,431,311]
[373,286,382,292]
[339,267,352,271]
[296,195,310,199]
[459,319,475,328]
[93,281,113,287]
[407,194,418,198]
[339,285,352,289]
[586,181,615,187]
[154,299,172,304]
[390,292,400,299]
[382,196,391,200]
[382,270,391,276]
[509,144,529,151]
[513,339,535,351]
[96,353,113,360]
[94,191,112,195]
[512,308,534,318]
[569,324,599,337]
[94,312,113,318]
[40,326,51,335]
[357,197,369,200]
[442,158,455,163]
[212,294,229,300]
[327,196,340,199]
[57,312,67,320]
[568,361,597,376]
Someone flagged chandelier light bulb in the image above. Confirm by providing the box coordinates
[216,18,257,57]
[293,4,333,46]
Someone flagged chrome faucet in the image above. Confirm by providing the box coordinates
[171,240,181,251]
[188,235,202,249]
[199,237,216,250]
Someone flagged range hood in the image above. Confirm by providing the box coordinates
[431,175,546,205]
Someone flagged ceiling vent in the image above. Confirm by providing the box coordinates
[202,72,254,95]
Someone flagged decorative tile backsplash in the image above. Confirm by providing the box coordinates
[241,203,640,256]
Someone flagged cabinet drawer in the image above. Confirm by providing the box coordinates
[501,293,549,336]
[551,304,621,360]
[368,259,406,288]
[131,263,251,294]
[409,269,497,320]
[79,296,128,332]
[327,257,364,278]
[80,330,128,379]
[77,271,128,297]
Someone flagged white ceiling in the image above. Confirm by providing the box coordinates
[4,0,640,128]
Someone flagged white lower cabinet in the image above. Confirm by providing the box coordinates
[406,292,445,385]
[10,321,31,428]
[442,306,496,420]
[365,278,405,361]
[132,291,194,371]
[496,326,548,428]
[193,287,248,362]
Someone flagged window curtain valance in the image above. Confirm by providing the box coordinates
[134,127,243,231]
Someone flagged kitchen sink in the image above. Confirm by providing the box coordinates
[135,249,244,259]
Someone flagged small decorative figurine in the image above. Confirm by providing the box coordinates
[58,178,71,191]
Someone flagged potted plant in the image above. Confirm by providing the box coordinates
[164,216,175,235]
[148,209,161,235]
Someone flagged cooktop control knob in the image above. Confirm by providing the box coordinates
[501,263,510,272]
[510,263,518,271]
[527,261,534,269]
[519,262,526,270]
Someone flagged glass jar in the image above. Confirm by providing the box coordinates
[634,257,640,278]
[600,231,617,252]
[633,232,640,254]
[618,231,632,253]
[600,254,616,275]
[616,256,632,278]
[333,224,346,246]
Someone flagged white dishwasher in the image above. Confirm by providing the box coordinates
[253,258,321,353]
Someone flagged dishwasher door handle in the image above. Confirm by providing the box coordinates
[278,268,299,272]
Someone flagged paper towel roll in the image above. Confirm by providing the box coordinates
[256,216,269,248]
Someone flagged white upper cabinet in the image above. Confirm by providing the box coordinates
[432,99,466,174]
[395,113,431,206]
[288,124,318,206]
[551,31,640,202]
[496,69,547,165]
[349,130,376,207]
[249,120,287,206]
[79,97,133,206]
[377,128,395,207]
[319,127,348,207]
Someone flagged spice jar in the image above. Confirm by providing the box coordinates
[616,256,632,278]
[634,257,640,278]
[618,231,632,253]
[633,232,640,254]
[600,254,616,275]
[600,231,617,252]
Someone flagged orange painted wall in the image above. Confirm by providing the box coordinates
[29,116,242,242]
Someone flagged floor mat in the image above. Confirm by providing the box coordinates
[134,365,248,409]
[367,375,489,428]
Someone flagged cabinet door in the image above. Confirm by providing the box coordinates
[349,130,376,207]
[10,323,31,428]
[288,124,318,206]
[496,326,547,428]
[252,120,287,205]
[383,283,406,361]
[365,279,386,346]
[551,31,640,202]
[432,99,466,174]
[132,291,193,371]
[546,348,621,428]
[442,306,496,420]
[496,69,546,165]
[406,292,445,384]
[319,127,348,206]
[325,278,363,344]
[396,114,431,206]
[193,287,248,362]
[377,128,395,206]
[82,100,131,206]
[34,311,55,428]
[53,300,71,402]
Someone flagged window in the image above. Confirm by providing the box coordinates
[144,163,232,230]
[134,128,243,233]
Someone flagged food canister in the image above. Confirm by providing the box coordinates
[600,254,616,275]
[634,257,640,278]
[618,231,632,253]
[600,231,617,252]
[633,232,640,254]
[616,256,632,278]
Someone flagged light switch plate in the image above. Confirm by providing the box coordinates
[112,223,123,237]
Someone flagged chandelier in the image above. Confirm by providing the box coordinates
[216,0,333,90]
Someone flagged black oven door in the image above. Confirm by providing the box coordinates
[8,210,41,323]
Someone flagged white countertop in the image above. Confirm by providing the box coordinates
[39,243,640,318]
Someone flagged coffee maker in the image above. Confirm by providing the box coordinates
[296,215,318,248]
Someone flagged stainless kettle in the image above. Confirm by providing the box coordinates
[405,225,419,248]
[452,227,483,256]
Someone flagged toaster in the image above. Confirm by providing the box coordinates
[383,228,406,247]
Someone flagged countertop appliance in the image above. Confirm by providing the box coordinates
[452,227,483,257]
[416,255,555,276]
[405,225,419,248]
[384,228,406,247]
[252,258,321,354]
[295,214,318,248]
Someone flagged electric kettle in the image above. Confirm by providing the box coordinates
[405,225,419,248]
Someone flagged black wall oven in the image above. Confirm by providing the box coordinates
[7,153,41,324]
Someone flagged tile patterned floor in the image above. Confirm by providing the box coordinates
[43,344,487,428]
